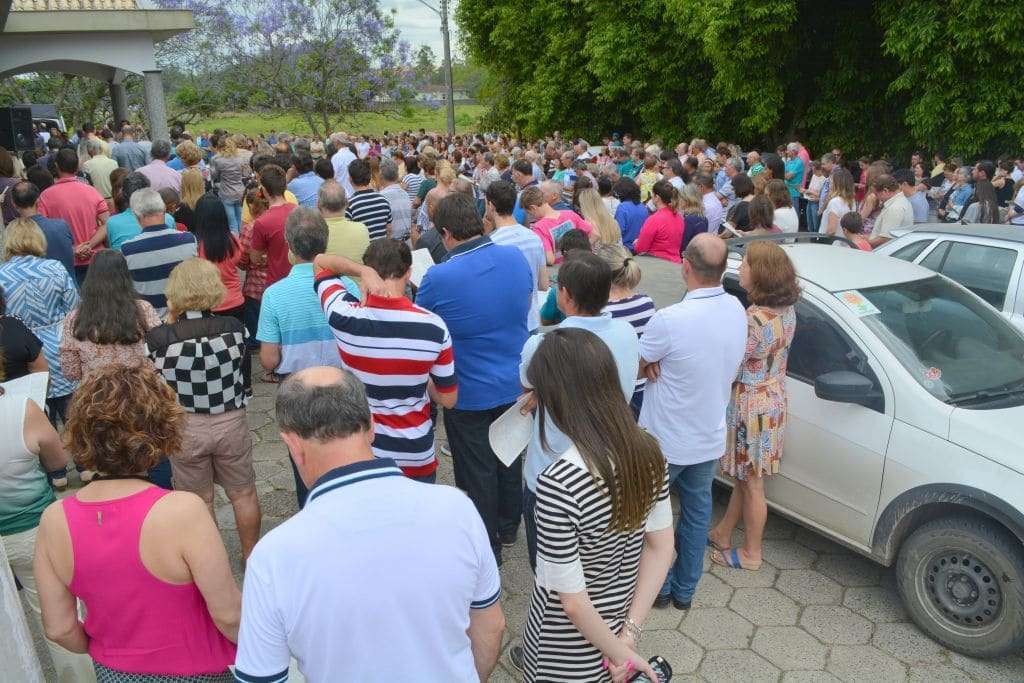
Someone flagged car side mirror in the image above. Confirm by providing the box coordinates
[814,370,878,407]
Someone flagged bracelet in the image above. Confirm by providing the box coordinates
[623,617,643,644]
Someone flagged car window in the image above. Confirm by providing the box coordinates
[891,239,934,262]
[723,276,884,412]
[919,241,1016,309]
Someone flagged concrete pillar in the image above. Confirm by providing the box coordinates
[109,80,129,127]
[142,69,169,142]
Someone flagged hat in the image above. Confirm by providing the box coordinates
[310,141,325,158]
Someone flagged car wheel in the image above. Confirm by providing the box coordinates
[896,515,1024,658]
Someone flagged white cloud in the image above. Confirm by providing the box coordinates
[381,0,462,62]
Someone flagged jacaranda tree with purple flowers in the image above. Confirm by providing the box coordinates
[156,0,421,138]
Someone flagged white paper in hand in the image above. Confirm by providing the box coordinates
[410,248,435,288]
[488,394,534,467]
[0,372,49,409]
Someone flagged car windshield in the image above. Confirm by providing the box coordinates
[851,276,1024,409]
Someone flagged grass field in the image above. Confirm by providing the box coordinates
[192,104,486,137]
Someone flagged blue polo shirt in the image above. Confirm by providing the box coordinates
[416,236,532,411]
[288,172,324,208]
[784,157,805,199]
[30,215,75,278]
[108,208,176,251]
[512,180,538,225]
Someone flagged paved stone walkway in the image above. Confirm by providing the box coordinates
[24,256,1024,681]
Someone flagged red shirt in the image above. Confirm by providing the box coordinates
[199,236,245,312]
[250,203,296,287]
[635,206,684,263]
[37,176,108,265]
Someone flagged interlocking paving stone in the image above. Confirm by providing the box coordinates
[799,605,874,645]
[776,569,844,605]
[691,571,734,608]
[700,649,781,683]
[761,538,819,569]
[711,562,779,588]
[907,662,973,682]
[680,607,754,649]
[730,587,800,626]
[642,602,685,631]
[842,585,908,623]
[752,626,829,670]
[783,672,843,683]
[946,651,1024,682]
[827,645,907,682]
[638,630,703,674]
[815,553,882,587]
[871,622,947,665]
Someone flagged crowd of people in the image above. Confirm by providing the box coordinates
[0,120,1020,682]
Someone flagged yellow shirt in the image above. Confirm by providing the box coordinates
[324,215,371,267]
[243,190,298,224]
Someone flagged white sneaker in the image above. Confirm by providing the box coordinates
[51,476,69,490]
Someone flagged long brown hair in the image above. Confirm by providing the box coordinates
[745,241,800,307]
[527,328,664,533]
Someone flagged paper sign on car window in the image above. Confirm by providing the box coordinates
[836,290,880,317]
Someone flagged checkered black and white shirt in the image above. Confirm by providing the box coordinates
[145,311,248,414]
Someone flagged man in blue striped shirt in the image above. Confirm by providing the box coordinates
[121,188,197,316]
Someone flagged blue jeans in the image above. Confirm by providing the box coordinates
[806,201,820,233]
[659,458,718,602]
[242,296,261,349]
[222,199,242,233]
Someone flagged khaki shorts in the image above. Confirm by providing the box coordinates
[172,409,255,494]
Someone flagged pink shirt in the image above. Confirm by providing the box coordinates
[63,486,236,676]
[634,206,684,263]
[138,159,182,193]
[37,177,108,265]
[530,210,593,261]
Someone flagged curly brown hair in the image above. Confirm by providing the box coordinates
[65,364,185,474]
[745,241,800,307]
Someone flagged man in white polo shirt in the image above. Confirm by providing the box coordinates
[638,234,746,611]
[234,367,506,683]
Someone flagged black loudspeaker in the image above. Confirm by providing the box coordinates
[0,106,35,151]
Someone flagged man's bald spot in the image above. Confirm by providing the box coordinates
[685,233,728,284]
[289,366,348,389]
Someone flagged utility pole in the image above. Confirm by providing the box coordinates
[440,0,455,138]
[414,0,456,138]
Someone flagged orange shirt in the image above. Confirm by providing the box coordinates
[199,237,244,311]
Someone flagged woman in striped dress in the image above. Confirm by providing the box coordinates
[521,328,674,682]
[597,244,656,419]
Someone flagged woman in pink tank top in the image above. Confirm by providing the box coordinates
[34,366,241,683]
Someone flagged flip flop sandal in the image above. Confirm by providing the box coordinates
[707,537,730,552]
[710,547,762,571]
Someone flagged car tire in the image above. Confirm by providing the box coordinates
[896,515,1024,658]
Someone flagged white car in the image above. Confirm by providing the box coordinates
[720,239,1024,658]
[875,223,1024,331]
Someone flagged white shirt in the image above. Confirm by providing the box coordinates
[490,222,546,330]
[355,141,370,159]
[1011,186,1024,226]
[668,176,685,192]
[822,197,853,235]
[331,147,357,197]
[703,192,725,233]
[380,183,413,240]
[871,193,915,241]
[234,459,500,683]
[639,286,746,466]
[774,206,799,233]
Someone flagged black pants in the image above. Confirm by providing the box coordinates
[523,485,538,572]
[444,404,522,560]
[218,304,252,391]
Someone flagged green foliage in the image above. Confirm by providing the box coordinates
[458,0,1024,156]
[0,73,144,129]
[192,104,485,136]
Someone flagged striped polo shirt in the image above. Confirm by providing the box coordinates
[315,272,456,477]
[345,189,392,241]
[490,222,546,330]
[121,224,198,316]
[603,293,657,394]
[256,263,359,375]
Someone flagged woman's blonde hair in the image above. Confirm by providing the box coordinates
[577,188,622,245]
[678,184,705,216]
[175,140,202,167]
[596,242,641,291]
[180,168,205,210]
[436,161,456,186]
[219,135,239,157]
[165,258,225,315]
[2,217,47,260]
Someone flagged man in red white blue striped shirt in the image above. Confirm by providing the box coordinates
[313,241,457,481]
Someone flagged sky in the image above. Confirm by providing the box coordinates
[380,0,462,62]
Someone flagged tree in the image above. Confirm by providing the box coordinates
[0,72,145,130]
[415,45,437,81]
[157,0,422,139]
[457,0,1024,157]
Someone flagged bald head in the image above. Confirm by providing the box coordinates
[684,233,728,286]
[540,180,563,204]
[276,367,371,442]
